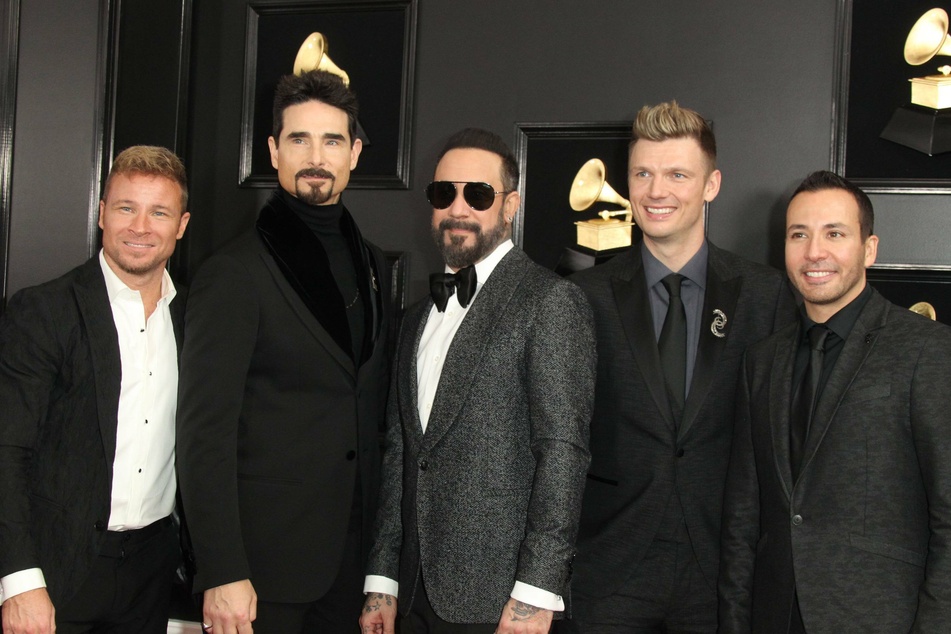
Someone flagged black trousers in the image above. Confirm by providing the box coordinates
[562,538,717,634]
[56,515,180,634]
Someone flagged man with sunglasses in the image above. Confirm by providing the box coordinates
[177,70,390,633]
[562,102,796,633]
[360,128,596,634]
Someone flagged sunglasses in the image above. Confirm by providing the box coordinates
[426,181,510,212]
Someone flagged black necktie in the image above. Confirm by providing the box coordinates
[790,324,829,480]
[659,274,687,419]
[429,265,477,312]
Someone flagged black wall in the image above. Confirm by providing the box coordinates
[7,0,951,300]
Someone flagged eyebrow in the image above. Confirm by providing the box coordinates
[786,222,848,231]
[284,131,347,142]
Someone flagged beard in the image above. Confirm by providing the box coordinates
[431,207,508,269]
[294,168,336,206]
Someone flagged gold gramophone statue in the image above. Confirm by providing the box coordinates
[880,8,951,154]
[292,33,369,145]
[910,301,938,320]
[294,32,350,84]
[569,158,634,251]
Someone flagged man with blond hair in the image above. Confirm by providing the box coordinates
[564,102,795,632]
[0,145,191,633]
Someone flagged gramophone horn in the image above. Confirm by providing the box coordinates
[910,301,937,320]
[293,32,350,86]
[904,8,951,66]
[569,158,632,211]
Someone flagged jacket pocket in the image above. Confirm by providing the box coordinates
[849,533,925,567]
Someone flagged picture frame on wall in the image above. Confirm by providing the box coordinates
[512,122,635,272]
[239,0,417,189]
[867,266,951,326]
[833,0,951,192]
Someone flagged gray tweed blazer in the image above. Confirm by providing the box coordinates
[366,246,596,623]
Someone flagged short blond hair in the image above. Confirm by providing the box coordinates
[631,101,716,172]
[103,145,188,211]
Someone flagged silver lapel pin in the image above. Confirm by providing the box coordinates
[710,309,728,338]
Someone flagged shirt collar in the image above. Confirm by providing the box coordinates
[98,249,177,305]
[642,240,708,291]
[444,239,514,289]
[800,283,872,342]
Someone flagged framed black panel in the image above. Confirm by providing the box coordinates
[239,0,417,189]
[0,0,20,307]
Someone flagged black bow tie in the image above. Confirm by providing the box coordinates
[429,265,477,312]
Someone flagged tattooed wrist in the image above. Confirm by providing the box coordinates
[509,600,541,621]
[363,592,394,613]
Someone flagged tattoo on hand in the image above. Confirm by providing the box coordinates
[363,592,393,614]
[509,600,540,621]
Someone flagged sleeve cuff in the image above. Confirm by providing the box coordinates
[364,575,399,598]
[511,580,565,612]
[0,568,47,605]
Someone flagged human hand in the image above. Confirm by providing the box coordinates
[201,579,256,634]
[1,587,55,634]
[359,592,397,634]
[495,598,553,634]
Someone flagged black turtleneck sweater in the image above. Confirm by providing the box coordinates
[281,189,365,363]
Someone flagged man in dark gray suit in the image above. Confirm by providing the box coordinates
[359,128,596,634]
[0,146,190,634]
[564,102,796,633]
[719,170,951,633]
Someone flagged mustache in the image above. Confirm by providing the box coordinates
[296,168,335,179]
[438,218,481,233]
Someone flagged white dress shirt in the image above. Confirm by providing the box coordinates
[364,239,565,612]
[0,251,179,605]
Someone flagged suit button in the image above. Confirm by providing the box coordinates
[792,514,803,526]
[346,450,356,461]
[94,520,106,531]
[675,448,685,458]
[419,460,428,471]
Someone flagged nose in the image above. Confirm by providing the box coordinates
[129,211,149,234]
[647,175,666,198]
[447,185,471,218]
[804,235,825,261]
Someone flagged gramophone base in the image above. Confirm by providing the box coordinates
[554,245,628,276]
[880,104,951,156]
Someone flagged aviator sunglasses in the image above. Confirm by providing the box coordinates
[426,181,511,212]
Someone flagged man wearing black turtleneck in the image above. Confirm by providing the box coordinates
[176,70,391,634]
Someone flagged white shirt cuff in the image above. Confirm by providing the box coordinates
[363,575,399,598]
[0,569,47,605]
[511,580,565,612]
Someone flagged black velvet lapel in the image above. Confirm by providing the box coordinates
[256,191,353,358]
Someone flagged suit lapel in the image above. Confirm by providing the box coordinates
[678,246,741,441]
[403,300,431,441]
[611,245,677,431]
[767,325,799,499]
[259,251,356,377]
[422,250,526,450]
[73,260,122,472]
[799,291,886,477]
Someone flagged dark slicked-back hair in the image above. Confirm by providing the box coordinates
[631,101,717,173]
[791,170,874,240]
[104,145,188,211]
[436,128,519,192]
[272,70,358,144]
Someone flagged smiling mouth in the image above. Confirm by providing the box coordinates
[644,206,675,216]
[803,270,834,279]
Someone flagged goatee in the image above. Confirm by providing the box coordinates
[432,208,508,269]
[295,168,336,206]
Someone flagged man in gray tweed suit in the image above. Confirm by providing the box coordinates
[719,170,951,633]
[359,128,596,634]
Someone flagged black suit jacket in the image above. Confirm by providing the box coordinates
[0,257,184,606]
[176,194,390,603]
[569,241,795,598]
[719,289,951,633]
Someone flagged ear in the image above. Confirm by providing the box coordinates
[864,234,879,268]
[503,190,520,224]
[176,212,191,240]
[98,199,106,231]
[349,138,363,170]
[703,169,722,203]
[268,136,279,170]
